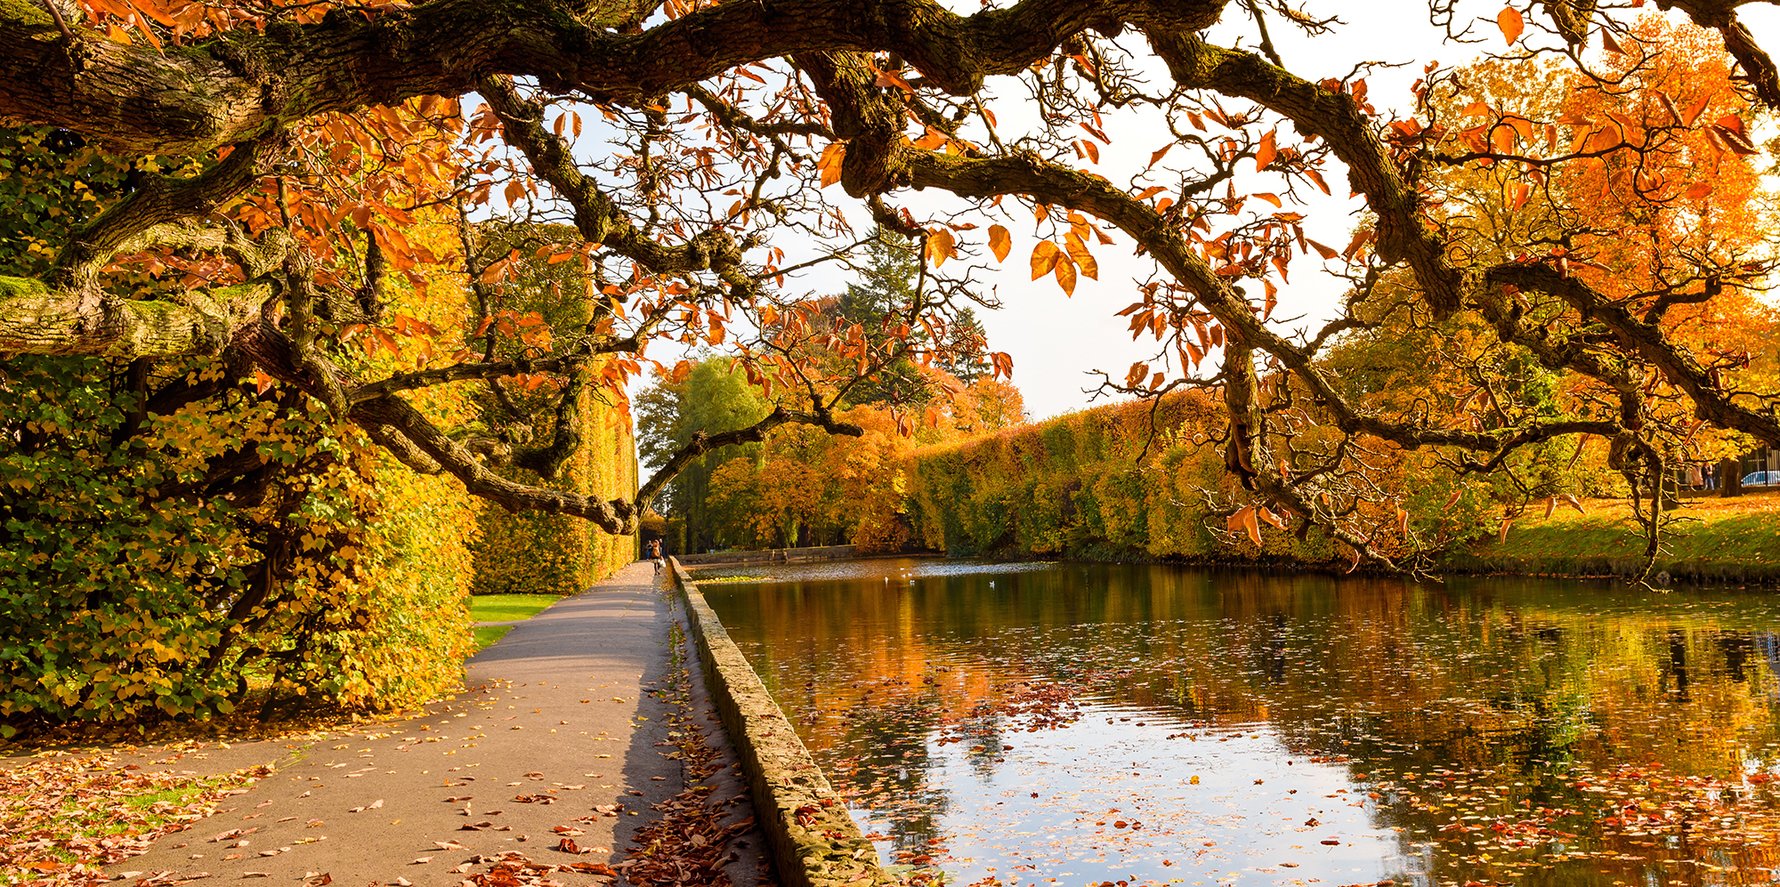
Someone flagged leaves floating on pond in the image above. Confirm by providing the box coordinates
[705,560,1780,885]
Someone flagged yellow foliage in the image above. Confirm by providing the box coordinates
[470,387,638,595]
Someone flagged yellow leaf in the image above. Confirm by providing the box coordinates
[926,228,957,267]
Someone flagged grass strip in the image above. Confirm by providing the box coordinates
[1455,492,1780,583]
[468,593,561,624]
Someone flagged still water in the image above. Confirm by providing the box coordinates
[698,558,1780,887]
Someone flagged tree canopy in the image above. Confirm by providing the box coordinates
[2,0,1778,573]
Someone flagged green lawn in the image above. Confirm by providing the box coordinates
[1453,491,1780,583]
[472,625,514,649]
[470,593,560,622]
[469,594,561,650]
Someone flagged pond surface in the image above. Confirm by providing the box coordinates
[698,558,1780,887]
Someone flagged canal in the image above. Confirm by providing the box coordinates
[699,558,1780,886]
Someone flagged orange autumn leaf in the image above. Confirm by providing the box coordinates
[1030,240,1062,280]
[988,224,1012,262]
[1255,130,1278,171]
[817,142,846,188]
[1064,237,1098,280]
[1497,7,1524,45]
[1054,254,1077,295]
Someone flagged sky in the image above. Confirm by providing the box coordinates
[608,1,1780,425]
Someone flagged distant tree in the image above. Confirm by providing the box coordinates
[940,308,992,384]
[945,376,1027,436]
[1322,30,1780,567]
[828,227,936,408]
[635,360,771,552]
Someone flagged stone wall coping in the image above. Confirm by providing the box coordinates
[668,558,897,887]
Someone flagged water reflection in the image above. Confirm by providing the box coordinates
[700,559,1780,886]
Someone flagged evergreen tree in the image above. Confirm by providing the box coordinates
[832,228,933,407]
[941,308,991,384]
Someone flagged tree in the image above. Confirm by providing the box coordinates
[636,358,772,551]
[1324,26,1780,564]
[940,308,992,385]
[1,0,1778,578]
[640,356,1019,552]
[830,227,933,407]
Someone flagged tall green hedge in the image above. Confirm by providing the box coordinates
[905,391,1496,566]
[0,127,482,730]
[469,394,639,595]
[0,356,480,730]
[0,131,638,733]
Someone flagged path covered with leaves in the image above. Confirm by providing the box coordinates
[3,563,769,886]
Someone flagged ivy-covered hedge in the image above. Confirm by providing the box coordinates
[0,127,482,731]
[469,395,638,595]
[0,357,479,730]
[905,391,1502,566]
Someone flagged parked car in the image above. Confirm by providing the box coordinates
[1742,470,1780,487]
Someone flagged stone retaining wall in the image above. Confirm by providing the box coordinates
[668,559,895,887]
[673,545,859,567]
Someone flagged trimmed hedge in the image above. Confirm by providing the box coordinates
[469,389,638,595]
[0,268,480,727]
[905,391,1497,566]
